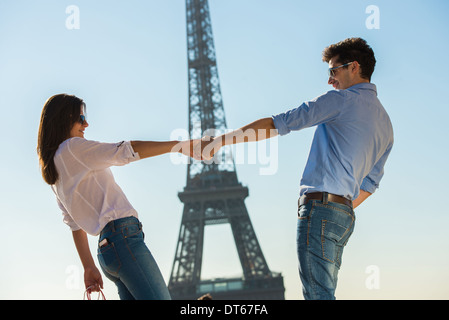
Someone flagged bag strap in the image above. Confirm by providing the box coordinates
[83,286,106,300]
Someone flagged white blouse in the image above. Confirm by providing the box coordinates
[52,137,141,236]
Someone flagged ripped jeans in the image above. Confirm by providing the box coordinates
[297,200,355,300]
[97,217,171,300]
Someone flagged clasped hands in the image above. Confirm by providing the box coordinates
[178,136,221,161]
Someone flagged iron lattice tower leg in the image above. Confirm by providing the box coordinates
[168,0,285,300]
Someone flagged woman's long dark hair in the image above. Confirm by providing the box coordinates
[37,94,86,185]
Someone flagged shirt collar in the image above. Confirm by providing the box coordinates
[348,82,377,95]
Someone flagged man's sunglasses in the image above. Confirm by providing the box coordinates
[79,114,87,125]
[328,62,353,77]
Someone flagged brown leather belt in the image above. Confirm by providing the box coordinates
[299,192,352,208]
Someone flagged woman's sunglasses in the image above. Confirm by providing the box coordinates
[79,114,87,125]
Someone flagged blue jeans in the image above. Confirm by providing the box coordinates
[97,217,171,300]
[297,200,355,300]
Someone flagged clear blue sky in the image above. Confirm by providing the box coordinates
[0,0,448,300]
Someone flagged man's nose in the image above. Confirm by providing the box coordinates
[328,76,334,85]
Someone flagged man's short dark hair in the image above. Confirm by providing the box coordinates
[322,37,376,81]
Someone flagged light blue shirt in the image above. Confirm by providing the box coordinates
[272,83,393,200]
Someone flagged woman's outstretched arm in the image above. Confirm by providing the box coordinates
[131,140,196,160]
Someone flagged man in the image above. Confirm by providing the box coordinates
[194,37,393,300]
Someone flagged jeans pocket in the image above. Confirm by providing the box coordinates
[98,242,121,276]
[122,223,143,238]
[297,204,313,248]
[321,219,353,267]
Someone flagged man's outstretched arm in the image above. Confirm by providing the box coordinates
[220,117,278,144]
[198,117,278,159]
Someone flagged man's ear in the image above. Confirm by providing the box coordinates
[352,61,361,76]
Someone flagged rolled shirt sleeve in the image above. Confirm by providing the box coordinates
[65,138,140,171]
[360,143,393,194]
[53,189,81,232]
[272,90,344,136]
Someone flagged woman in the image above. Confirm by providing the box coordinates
[37,93,195,299]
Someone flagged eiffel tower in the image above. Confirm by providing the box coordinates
[168,0,285,300]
